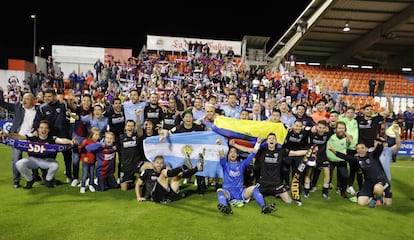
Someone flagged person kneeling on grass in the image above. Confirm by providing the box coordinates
[216,137,276,215]
[1,120,75,189]
[135,151,204,204]
[328,126,401,207]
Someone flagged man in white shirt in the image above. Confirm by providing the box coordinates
[0,89,39,188]
[123,89,147,125]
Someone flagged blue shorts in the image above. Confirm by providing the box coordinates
[222,187,250,203]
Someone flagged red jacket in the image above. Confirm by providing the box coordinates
[79,138,96,164]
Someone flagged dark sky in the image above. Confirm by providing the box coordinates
[1,1,311,69]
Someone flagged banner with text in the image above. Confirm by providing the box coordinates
[147,35,241,55]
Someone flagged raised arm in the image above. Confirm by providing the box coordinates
[229,139,253,153]
[229,136,263,154]
[216,138,225,159]
[380,95,393,117]
[0,87,15,111]
[135,109,143,137]
[390,125,402,154]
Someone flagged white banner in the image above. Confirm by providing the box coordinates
[52,45,105,64]
[147,35,241,55]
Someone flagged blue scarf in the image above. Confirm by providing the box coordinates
[1,136,72,155]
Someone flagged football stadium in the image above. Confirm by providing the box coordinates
[1,1,414,239]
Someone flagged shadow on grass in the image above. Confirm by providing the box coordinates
[155,185,281,218]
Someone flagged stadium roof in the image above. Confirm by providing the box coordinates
[266,0,414,70]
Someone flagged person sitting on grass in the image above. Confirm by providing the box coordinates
[229,133,309,206]
[135,151,204,204]
[215,136,276,215]
[328,125,401,207]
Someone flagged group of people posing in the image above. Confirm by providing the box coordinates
[0,79,403,215]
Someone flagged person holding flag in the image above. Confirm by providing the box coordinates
[215,136,276,215]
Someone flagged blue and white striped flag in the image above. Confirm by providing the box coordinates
[143,131,228,178]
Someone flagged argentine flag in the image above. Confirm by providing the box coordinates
[143,131,228,178]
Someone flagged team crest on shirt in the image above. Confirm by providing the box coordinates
[365,159,370,164]
[182,145,192,155]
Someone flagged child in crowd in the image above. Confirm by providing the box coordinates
[79,127,101,194]
[86,131,119,191]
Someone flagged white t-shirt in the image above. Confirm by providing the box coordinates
[19,107,37,135]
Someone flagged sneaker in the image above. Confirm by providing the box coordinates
[368,199,377,208]
[376,197,383,206]
[230,200,244,208]
[236,201,245,208]
[178,192,186,199]
[89,185,96,192]
[335,188,341,195]
[85,179,90,187]
[183,178,188,184]
[229,200,238,207]
[71,179,79,187]
[66,177,72,183]
[24,179,35,189]
[80,187,86,194]
[304,193,310,199]
[346,186,356,196]
[184,152,193,169]
[217,203,233,215]
[310,186,317,192]
[13,182,20,188]
[322,193,331,200]
[296,200,303,206]
[261,203,276,214]
[45,180,55,188]
[197,152,204,172]
[160,199,171,204]
[349,196,358,203]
